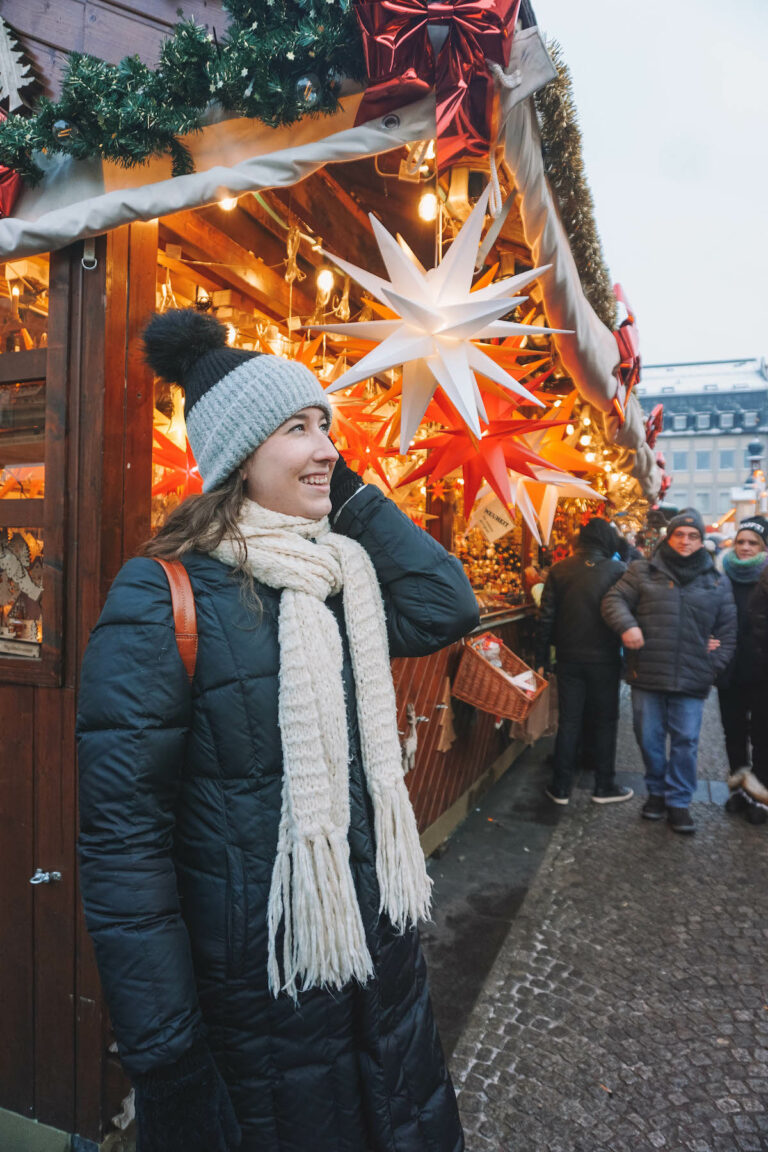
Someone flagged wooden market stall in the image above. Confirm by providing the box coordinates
[0,2,661,1145]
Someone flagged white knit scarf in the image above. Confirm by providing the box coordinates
[212,499,432,998]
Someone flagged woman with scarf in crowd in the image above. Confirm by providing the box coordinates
[719,517,768,823]
[76,310,478,1152]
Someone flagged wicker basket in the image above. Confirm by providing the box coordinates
[452,633,547,722]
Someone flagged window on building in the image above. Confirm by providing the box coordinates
[695,450,712,471]
[719,490,732,513]
[719,449,735,470]
[720,412,734,430]
[0,250,65,685]
[695,492,710,512]
[696,413,710,430]
[672,413,687,431]
[744,410,758,427]
[672,451,688,472]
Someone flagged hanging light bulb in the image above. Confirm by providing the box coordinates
[585,451,596,462]
[566,423,575,435]
[579,434,592,446]
[604,462,613,472]
[316,268,335,295]
[219,197,237,211]
[582,415,592,427]
[552,398,562,407]
[418,192,439,222]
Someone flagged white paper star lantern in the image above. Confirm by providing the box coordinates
[312,185,564,450]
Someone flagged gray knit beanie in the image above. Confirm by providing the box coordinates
[666,507,706,540]
[142,310,332,492]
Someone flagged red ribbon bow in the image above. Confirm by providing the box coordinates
[353,0,521,168]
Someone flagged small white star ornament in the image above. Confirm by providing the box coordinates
[313,185,565,450]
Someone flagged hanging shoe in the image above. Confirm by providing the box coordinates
[667,806,695,834]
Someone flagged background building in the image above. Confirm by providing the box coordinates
[637,358,768,521]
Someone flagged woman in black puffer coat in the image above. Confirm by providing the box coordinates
[719,518,768,823]
[76,311,478,1152]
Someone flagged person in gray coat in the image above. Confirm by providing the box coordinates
[601,509,736,833]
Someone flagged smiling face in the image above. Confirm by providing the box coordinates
[667,526,703,556]
[241,406,338,519]
[734,529,766,560]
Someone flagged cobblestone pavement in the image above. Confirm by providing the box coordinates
[449,689,768,1152]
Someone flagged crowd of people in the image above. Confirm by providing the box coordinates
[536,508,768,833]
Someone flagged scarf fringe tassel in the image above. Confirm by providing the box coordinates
[374,779,433,929]
[267,833,374,999]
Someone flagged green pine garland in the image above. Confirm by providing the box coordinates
[534,42,618,332]
[0,0,365,184]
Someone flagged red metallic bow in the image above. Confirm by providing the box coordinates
[611,283,641,425]
[353,0,521,167]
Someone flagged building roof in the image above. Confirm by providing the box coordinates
[637,357,768,399]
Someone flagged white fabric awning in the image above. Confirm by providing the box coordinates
[0,90,658,498]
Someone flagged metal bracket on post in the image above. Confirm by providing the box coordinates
[81,237,98,271]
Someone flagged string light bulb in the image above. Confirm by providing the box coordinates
[219,197,237,211]
[552,398,562,407]
[566,423,575,435]
[418,192,439,222]
[316,268,335,295]
[583,415,592,427]
[585,451,596,462]
[226,323,237,346]
[579,434,592,446]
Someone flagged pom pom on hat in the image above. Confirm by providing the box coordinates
[140,309,333,492]
[142,309,228,387]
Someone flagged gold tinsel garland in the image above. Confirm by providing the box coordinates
[534,41,618,332]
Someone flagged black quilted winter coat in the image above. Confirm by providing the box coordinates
[76,486,479,1152]
[601,549,736,697]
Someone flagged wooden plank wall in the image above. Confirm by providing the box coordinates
[395,619,532,833]
[4,0,230,100]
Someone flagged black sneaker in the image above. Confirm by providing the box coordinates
[746,805,767,826]
[545,785,570,806]
[667,806,695,834]
[641,794,666,821]
[725,791,748,814]
[592,785,634,804]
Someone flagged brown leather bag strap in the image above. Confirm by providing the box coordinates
[153,558,198,684]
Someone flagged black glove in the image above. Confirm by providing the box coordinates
[134,1040,241,1152]
[330,451,365,522]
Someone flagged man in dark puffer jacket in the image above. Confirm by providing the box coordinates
[535,517,631,805]
[602,508,736,834]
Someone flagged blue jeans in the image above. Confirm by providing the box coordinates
[631,688,705,807]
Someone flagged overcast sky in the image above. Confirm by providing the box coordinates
[537,0,768,366]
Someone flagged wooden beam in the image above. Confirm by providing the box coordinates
[162,210,314,319]
[269,176,387,280]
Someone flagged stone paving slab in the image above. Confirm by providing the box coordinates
[451,692,768,1151]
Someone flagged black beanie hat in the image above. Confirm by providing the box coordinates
[737,516,768,544]
[578,517,617,557]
